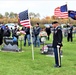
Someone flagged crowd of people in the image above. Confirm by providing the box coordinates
[21,23,51,47]
[0,21,74,68]
[0,22,74,46]
[0,23,52,47]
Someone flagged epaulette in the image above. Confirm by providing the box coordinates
[57,26,62,30]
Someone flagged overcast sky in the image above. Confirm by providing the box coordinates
[0,0,76,18]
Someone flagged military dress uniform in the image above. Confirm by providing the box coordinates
[52,26,63,67]
[67,25,73,42]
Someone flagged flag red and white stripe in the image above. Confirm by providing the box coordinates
[20,19,31,28]
[54,7,68,18]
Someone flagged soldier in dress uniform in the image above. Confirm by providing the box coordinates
[52,21,63,68]
[67,23,73,42]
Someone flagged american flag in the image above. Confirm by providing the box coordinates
[19,10,31,28]
[54,4,68,18]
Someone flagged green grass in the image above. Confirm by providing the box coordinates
[0,35,76,75]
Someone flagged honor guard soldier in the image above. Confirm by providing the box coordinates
[52,21,63,68]
[67,23,73,42]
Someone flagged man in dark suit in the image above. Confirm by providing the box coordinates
[52,21,63,68]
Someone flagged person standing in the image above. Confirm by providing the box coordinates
[1,24,6,30]
[33,23,41,47]
[67,23,73,42]
[22,26,31,46]
[12,25,19,45]
[3,25,10,37]
[12,25,19,39]
[45,26,51,40]
[0,25,4,46]
[52,21,63,68]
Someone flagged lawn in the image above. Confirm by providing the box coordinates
[0,35,76,75]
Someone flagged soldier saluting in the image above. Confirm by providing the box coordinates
[52,21,63,68]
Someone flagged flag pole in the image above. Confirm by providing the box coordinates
[66,2,69,23]
[28,10,34,60]
[30,24,34,60]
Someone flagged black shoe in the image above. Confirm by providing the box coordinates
[54,65,61,68]
[58,66,61,67]
[54,65,58,67]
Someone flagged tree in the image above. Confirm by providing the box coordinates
[0,13,3,18]
[9,12,15,18]
[29,12,40,18]
[41,16,52,24]
[36,13,40,18]
[29,12,35,18]
[5,12,9,18]
[34,13,40,18]
[14,13,18,18]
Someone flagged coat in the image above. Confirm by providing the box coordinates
[0,27,4,45]
[52,26,63,48]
